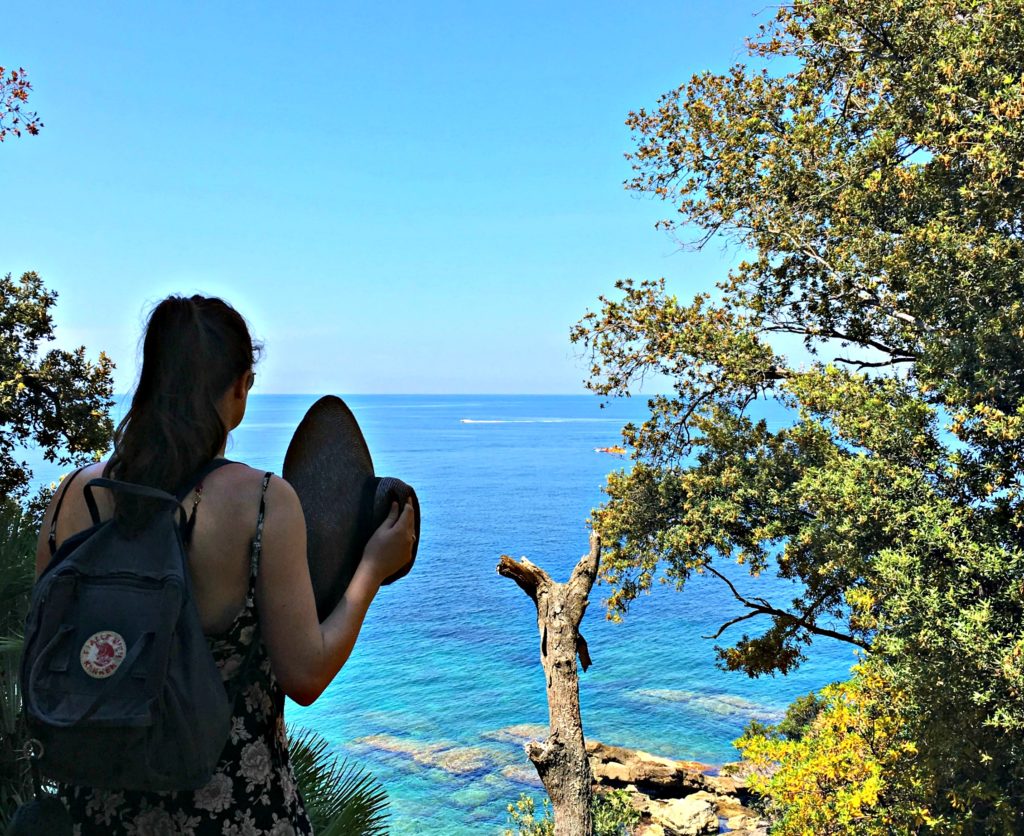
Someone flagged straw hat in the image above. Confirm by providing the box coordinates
[282,395,419,620]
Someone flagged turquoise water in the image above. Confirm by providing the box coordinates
[30,395,858,834]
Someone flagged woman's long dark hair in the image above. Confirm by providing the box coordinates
[105,295,259,528]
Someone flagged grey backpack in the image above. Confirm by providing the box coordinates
[19,459,255,792]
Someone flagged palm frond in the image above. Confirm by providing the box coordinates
[288,726,390,836]
[0,634,23,657]
[0,499,36,637]
[0,498,36,826]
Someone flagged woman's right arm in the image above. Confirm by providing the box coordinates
[255,475,415,706]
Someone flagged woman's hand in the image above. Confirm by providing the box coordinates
[363,499,416,582]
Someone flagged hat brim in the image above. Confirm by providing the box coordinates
[282,395,418,621]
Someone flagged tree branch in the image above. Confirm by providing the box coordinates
[701,609,762,640]
[704,565,871,650]
[19,372,65,428]
[497,555,550,607]
[567,533,601,611]
[833,355,916,370]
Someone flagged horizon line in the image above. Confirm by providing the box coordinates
[108,391,662,398]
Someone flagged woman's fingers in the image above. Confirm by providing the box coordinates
[383,498,412,530]
[396,498,416,542]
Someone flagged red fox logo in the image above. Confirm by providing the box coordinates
[81,631,126,678]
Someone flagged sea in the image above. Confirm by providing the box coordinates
[28,394,858,834]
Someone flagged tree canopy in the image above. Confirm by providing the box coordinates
[573,0,1024,828]
[0,66,108,497]
[0,274,114,499]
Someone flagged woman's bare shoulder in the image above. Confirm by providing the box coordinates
[201,463,302,522]
[204,462,296,496]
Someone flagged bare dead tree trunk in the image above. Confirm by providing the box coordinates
[497,533,601,836]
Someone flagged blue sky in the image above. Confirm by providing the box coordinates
[3,1,768,394]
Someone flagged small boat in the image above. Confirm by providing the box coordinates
[594,445,626,455]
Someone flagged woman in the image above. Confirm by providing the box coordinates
[34,294,416,835]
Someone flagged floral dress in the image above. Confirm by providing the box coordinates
[58,473,314,836]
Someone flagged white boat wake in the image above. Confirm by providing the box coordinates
[459,418,619,424]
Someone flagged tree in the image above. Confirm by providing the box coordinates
[572,0,1024,828]
[0,68,109,500]
[0,272,115,501]
[0,274,114,824]
[0,65,116,824]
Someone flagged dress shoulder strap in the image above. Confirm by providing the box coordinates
[249,472,273,582]
[227,472,273,697]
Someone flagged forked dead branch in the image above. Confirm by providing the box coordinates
[497,533,601,836]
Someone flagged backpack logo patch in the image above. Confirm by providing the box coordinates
[80,631,127,679]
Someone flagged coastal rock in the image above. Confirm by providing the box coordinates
[705,773,745,796]
[716,793,766,831]
[647,794,717,836]
[719,759,765,788]
[584,743,766,833]
[586,740,709,797]
[689,790,767,832]
[625,789,720,836]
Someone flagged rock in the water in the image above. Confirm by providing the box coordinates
[350,733,493,775]
[500,762,543,786]
[480,723,550,745]
[647,794,718,836]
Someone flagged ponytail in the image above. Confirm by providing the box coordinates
[106,295,259,528]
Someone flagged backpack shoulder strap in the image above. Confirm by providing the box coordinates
[47,465,91,557]
[176,458,235,502]
[178,459,236,547]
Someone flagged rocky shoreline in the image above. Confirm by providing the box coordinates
[349,725,768,833]
[587,741,768,836]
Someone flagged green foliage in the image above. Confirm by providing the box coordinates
[775,690,825,742]
[742,688,827,746]
[592,788,642,835]
[287,728,390,836]
[0,268,115,824]
[503,789,641,836]
[0,499,38,829]
[572,0,1024,829]
[0,272,115,500]
[504,793,554,836]
[737,665,948,833]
